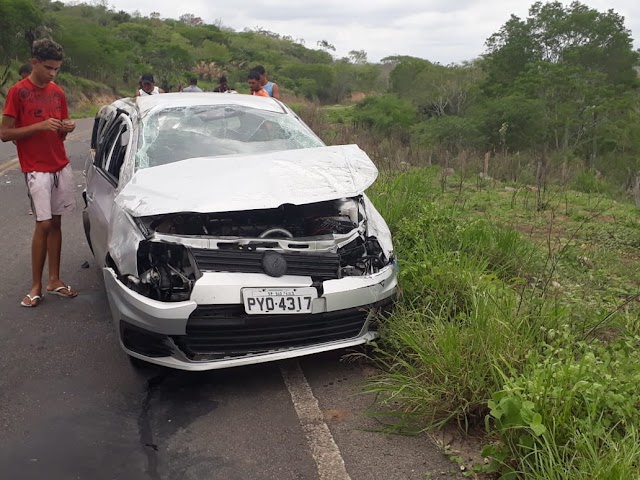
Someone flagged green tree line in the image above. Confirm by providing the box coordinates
[351,2,640,192]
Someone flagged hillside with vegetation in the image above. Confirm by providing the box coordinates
[2,0,640,477]
[0,0,383,103]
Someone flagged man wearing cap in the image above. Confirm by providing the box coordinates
[136,73,164,96]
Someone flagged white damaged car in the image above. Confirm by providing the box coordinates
[83,93,397,370]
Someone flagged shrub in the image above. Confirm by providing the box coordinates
[351,94,416,136]
[484,329,640,479]
[572,170,617,197]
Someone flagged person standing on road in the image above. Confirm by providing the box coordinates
[136,73,164,96]
[0,39,78,307]
[19,63,32,79]
[182,77,203,93]
[253,65,280,99]
[248,70,269,97]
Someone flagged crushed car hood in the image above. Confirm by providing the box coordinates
[116,145,378,217]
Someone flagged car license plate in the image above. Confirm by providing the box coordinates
[242,287,317,315]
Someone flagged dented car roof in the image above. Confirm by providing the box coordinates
[116,144,379,217]
[135,92,287,116]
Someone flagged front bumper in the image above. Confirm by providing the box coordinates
[103,266,397,371]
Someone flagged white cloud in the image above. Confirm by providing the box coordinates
[64,0,639,64]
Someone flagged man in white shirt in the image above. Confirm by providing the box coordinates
[182,77,203,93]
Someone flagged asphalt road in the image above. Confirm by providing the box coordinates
[0,118,464,480]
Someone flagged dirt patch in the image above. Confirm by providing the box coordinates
[350,91,366,103]
[68,92,119,110]
[323,408,352,423]
[430,425,491,478]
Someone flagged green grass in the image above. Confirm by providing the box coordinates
[323,104,355,124]
[69,103,100,119]
[365,167,640,478]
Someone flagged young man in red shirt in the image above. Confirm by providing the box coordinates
[0,39,78,307]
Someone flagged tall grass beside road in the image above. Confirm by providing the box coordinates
[294,101,640,478]
[300,97,640,480]
[364,167,640,478]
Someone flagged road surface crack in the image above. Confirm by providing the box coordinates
[138,373,166,480]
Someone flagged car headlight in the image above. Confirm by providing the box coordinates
[337,235,391,276]
[124,240,200,302]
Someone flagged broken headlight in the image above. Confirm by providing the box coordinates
[338,236,389,276]
[124,241,199,302]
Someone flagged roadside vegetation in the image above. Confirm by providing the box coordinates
[363,168,640,479]
[306,96,640,477]
[2,0,640,477]
[294,4,640,477]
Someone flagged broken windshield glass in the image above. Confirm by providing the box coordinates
[136,104,324,169]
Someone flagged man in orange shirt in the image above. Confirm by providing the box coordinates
[253,65,280,99]
[248,70,269,97]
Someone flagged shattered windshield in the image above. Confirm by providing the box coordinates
[136,104,325,169]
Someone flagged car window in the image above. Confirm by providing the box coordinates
[105,124,128,181]
[95,118,127,183]
[95,120,120,170]
[91,108,117,150]
[135,105,324,169]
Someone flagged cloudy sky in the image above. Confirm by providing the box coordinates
[72,0,640,64]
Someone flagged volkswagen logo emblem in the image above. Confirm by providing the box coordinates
[262,251,287,277]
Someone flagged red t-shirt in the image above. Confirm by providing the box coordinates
[3,78,70,173]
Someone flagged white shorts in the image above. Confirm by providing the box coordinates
[25,164,77,222]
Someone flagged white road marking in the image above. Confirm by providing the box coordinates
[281,361,352,480]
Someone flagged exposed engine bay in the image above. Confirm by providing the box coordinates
[138,198,361,239]
[124,197,393,302]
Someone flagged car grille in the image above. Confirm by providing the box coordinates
[190,248,341,281]
[172,300,392,361]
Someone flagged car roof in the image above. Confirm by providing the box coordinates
[134,92,288,116]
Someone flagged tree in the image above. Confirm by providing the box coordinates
[0,0,45,95]
[388,57,432,96]
[480,1,639,170]
[317,40,336,52]
[0,0,43,62]
[352,95,416,135]
[389,57,482,118]
[281,63,335,100]
[348,50,368,64]
[179,13,204,27]
[483,1,639,95]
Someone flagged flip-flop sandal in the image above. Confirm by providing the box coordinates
[21,294,43,307]
[46,285,78,298]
